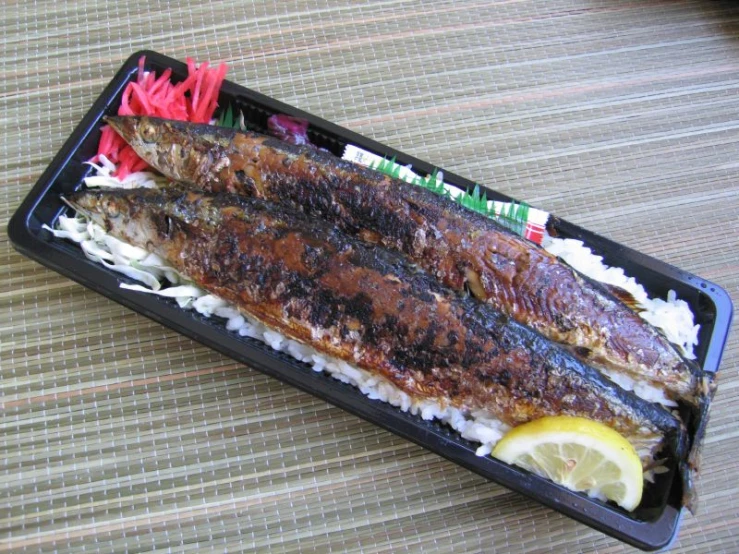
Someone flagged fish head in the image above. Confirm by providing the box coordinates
[65,188,165,247]
[105,116,231,185]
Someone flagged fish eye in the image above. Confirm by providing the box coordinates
[102,199,120,218]
[140,123,159,143]
[171,144,187,159]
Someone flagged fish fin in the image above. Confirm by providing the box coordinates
[604,284,643,312]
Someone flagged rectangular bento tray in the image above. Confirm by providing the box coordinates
[8,51,733,551]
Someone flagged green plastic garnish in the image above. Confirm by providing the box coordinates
[369,156,530,235]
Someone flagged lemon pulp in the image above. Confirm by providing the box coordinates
[491,416,644,511]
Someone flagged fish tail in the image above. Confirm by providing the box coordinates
[681,372,717,513]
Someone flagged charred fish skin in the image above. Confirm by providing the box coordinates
[68,187,684,465]
[105,116,705,406]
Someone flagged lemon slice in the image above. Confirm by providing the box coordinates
[491,416,644,511]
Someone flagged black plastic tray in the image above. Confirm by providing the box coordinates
[8,51,733,551]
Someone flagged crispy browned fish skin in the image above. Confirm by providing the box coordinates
[105,115,707,406]
[68,187,684,468]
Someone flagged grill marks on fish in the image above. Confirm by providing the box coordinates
[68,188,683,463]
[105,116,705,406]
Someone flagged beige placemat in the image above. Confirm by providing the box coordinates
[2,1,738,552]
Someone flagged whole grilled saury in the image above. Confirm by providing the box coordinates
[68,187,685,474]
[105,116,709,407]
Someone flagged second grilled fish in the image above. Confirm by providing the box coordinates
[105,116,708,407]
[68,187,684,473]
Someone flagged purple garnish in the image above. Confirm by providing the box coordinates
[267,114,312,146]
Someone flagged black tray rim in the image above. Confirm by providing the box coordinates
[7,50,734,551]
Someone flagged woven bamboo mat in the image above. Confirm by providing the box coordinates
[2,1,738,552]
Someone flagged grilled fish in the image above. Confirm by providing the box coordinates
[68,187,684,471]
[105,116,708,407]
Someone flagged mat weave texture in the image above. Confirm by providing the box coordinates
[2,1,738,552]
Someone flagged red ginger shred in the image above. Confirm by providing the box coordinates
[93,55,228,180]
